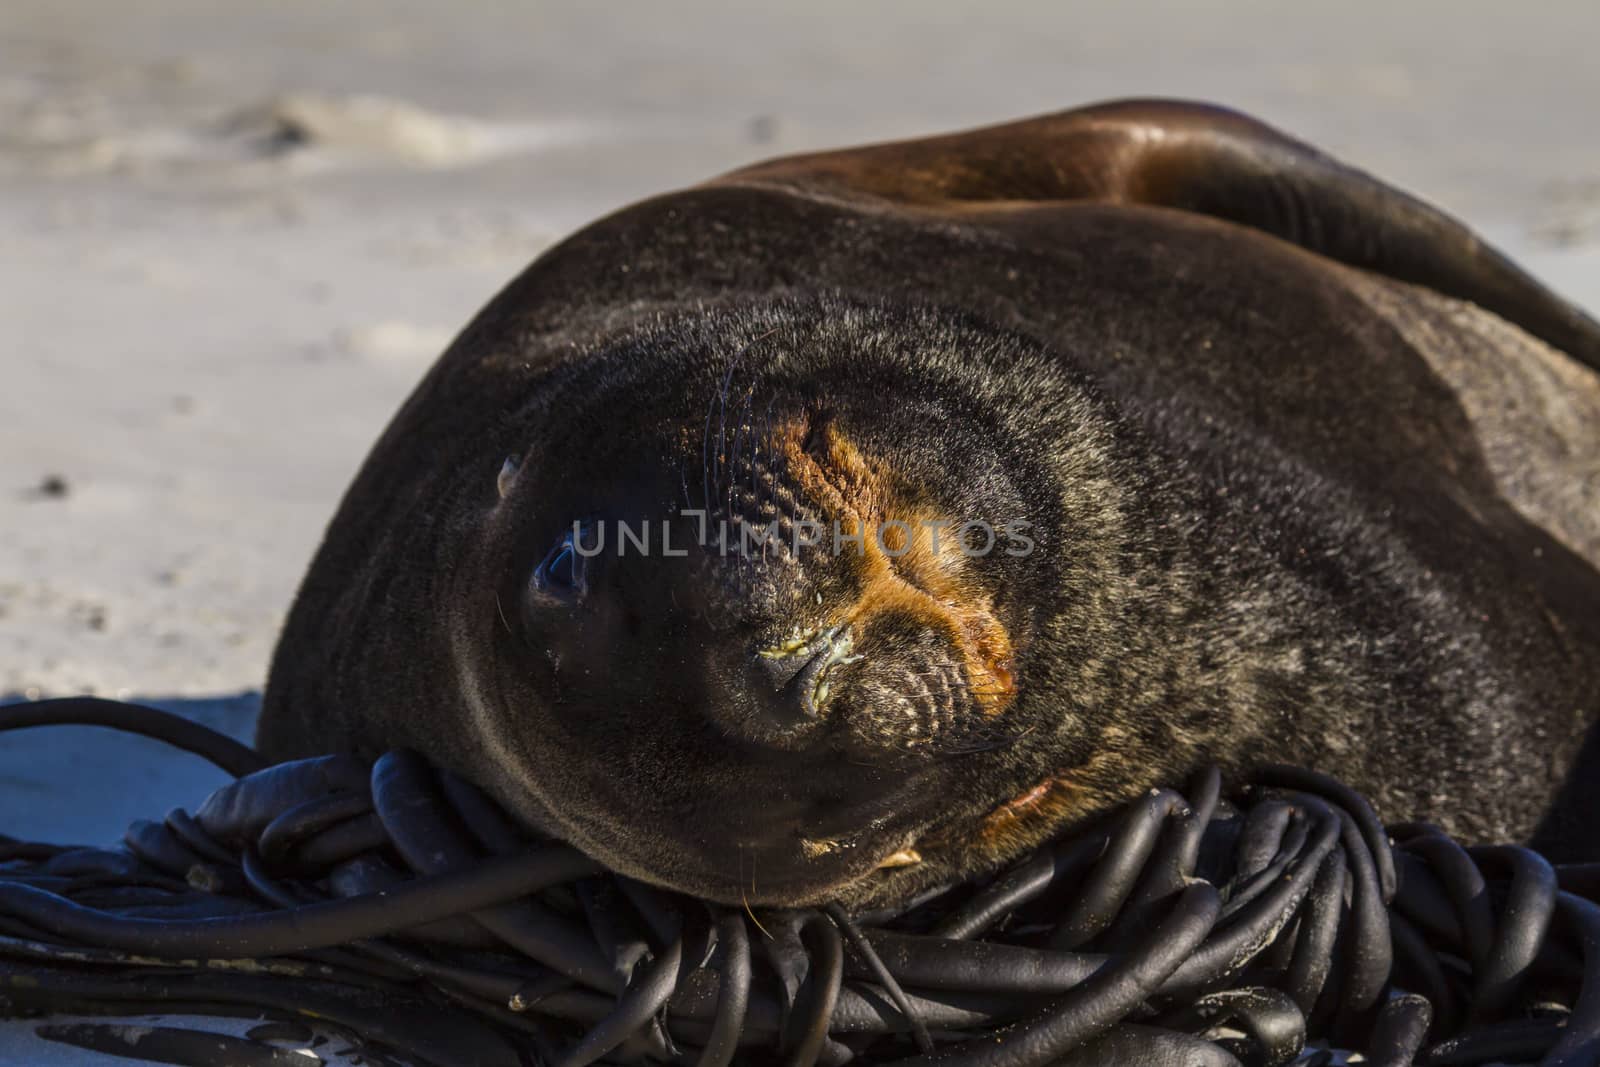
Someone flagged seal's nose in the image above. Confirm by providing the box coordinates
[753,626,860,720]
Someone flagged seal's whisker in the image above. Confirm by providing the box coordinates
[737,381,758,588]
[701,386,717,516]
[900,669,1005,694]
[762,395,778,565]
[937,734,1028,755]
[716,351,738,514]
[745,388,760,573]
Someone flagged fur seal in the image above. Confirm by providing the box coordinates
[258,99,1600,908]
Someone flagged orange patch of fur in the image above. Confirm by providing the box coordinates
[779,419,1017,713]
[973,776,1085,853]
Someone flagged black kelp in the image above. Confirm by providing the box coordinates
[3,697,1597,1067]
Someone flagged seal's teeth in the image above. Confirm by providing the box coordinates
[497,455,519,499]
[876,848,922,870]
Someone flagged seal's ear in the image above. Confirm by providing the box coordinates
[717,98,1600,372]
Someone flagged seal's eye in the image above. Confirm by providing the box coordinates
[531,524,590,604]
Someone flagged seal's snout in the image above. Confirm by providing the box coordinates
[713,635,843,748]
[755,626,858,714]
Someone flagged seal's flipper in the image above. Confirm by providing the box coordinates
[719,99,1600,372]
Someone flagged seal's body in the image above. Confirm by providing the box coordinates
[259,101,1600,908]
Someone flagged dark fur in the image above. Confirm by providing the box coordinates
[259,100,1600,908]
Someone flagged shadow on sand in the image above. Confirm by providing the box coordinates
[0,691,262,846]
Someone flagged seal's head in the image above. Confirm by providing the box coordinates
[457,301,1116,906]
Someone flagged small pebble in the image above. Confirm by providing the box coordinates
[33,474,70,499]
